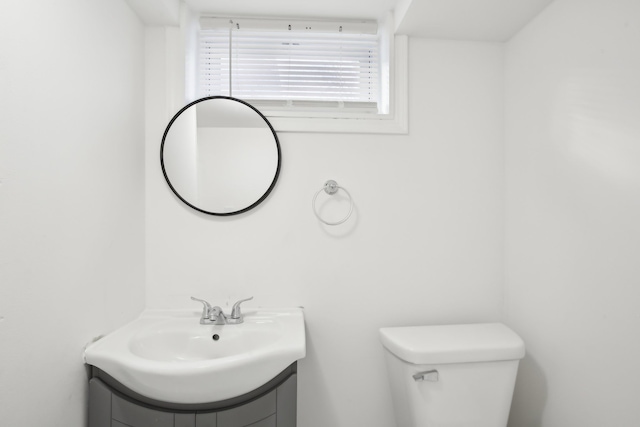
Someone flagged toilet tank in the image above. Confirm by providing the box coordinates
[380,323,525,427]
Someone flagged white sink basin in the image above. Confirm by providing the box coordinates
[84,308,305,404]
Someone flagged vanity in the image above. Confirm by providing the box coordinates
[84,306,305,427]
[89,364,297,427]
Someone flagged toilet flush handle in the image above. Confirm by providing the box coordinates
[413,370,439,382]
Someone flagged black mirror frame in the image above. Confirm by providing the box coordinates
[160,96,282,216]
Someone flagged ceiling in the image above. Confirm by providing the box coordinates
[127,0,555,42]
[185,0,398,22]
[394,0,555,41]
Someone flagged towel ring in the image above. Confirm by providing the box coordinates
[312,180,353,226]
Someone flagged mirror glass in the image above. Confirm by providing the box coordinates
[161,97,281,216]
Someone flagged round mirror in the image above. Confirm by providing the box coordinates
[160,96,281,216]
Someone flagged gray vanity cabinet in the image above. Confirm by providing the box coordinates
[89,372,296,427]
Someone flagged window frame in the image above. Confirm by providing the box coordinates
[189,15,408,134]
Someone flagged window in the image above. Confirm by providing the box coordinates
[198,17,380,113]
[193,16,408,134]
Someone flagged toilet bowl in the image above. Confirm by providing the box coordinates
[380,323,525,427]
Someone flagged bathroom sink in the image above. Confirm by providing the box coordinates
[84,308,305,404]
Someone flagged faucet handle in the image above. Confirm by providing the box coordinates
[191,296,212,318]
[230,296,254,320]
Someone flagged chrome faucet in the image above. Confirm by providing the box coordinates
[191,296,253,325]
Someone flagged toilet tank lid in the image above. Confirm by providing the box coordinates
[379,323,525,365]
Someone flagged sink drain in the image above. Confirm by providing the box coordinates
[212,334,220,341]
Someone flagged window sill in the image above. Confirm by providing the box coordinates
[266,112,407,134]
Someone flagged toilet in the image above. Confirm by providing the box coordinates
[380,323,525,427]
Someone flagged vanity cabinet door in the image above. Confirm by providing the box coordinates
[112,393,174,427]
[176,413,197,427]
[276,374,297,427]
[89,379,111,427]
[249,414,276,427]
[196,412,217,427]
[217,390,276,427]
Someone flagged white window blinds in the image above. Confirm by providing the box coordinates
[197,18,380,111]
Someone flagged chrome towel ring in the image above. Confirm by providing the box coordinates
[312,180,353,226]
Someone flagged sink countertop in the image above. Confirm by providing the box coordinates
[84,307,306,404]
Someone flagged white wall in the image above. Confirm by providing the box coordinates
[146,36,505,427]
[0,1,145,425]
[505,0,640,425]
